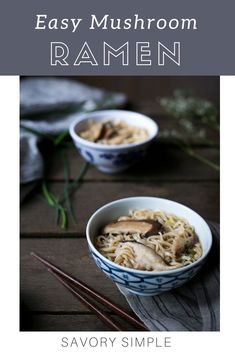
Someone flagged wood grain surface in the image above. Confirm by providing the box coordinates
[20,76,220,331]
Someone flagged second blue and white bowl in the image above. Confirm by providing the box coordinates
[69,110,158,173]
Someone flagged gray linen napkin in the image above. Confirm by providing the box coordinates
[117,221,220,331]
[20,78,126,184]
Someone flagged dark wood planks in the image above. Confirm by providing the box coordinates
[47,145,219,182]
[20,77,220,331]
[21,238,131,313]
[21,77,219,331]
[20,181,219,236]
[74,76,219,107]
[20,313,136,331]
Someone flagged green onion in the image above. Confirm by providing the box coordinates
[181,145,220,171]
[54,130,70,146]
[63,151,77,225]
[42,181,68,230]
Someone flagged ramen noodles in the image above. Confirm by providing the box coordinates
[95,209,202,272]
[78,120,149,145]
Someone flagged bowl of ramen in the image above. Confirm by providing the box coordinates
[86,197,212,296]
[69,110,158,173]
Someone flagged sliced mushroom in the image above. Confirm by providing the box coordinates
[186,232,199,249]
[80,122,103,142]
[116,241,181,271]
[102,122,117,139]
[172,233,199,257]
[102,220,162,237]
[172,235,187,257]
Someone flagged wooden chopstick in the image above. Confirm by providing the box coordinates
[31,252,148,331]
[48,268,123,331]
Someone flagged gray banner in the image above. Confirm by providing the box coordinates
[0,0,234,75]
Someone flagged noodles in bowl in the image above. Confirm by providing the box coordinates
[70,110,158,174]
[95,209,202,272]
[87,197,212,295]
[78,119,149,145]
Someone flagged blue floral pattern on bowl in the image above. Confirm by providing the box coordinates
[90,249,204,296]
[99,149,145,166]
[69,109,158,174]
[76,144,147,173]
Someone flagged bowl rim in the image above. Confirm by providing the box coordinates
[86,196,213,276]
[69,109,158,150]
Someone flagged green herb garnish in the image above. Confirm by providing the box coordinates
[42,181,67,229]
[159,90,219,171]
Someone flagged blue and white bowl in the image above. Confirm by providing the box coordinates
[86,197,212,296]
[69,110,158,173]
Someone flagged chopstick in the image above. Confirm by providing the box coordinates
[31,252,148,331]
[48,268,123,331]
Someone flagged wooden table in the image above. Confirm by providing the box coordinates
[20,81,219,331]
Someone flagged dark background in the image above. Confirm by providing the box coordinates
[20,76,219,331]
[71,76,219,105]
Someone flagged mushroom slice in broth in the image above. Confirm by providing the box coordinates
[79,122,103,142]
[103,220,162,237]
[116,242,182,271]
